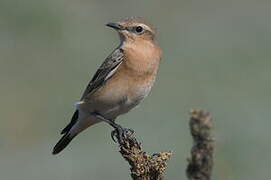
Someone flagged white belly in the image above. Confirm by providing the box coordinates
[76,81,153,120]
[102,84,152,119]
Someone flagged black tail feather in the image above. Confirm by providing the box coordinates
[52,133,74,155]
[61,110,79,134]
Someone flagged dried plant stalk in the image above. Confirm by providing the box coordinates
[186,109,215,180]
[115,130,171,180]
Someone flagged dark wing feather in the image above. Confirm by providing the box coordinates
[60,48,124,134]
[80,48,124,100]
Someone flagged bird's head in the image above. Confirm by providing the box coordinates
[106,17,156,43]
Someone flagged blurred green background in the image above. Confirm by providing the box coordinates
[1,0,271,179]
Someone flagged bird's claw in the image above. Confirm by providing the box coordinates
[110,126,134,144]
[93,112,134,143]
[111,130,118,143]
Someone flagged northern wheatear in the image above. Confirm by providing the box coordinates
[52,17,162,154]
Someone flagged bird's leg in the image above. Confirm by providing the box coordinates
[110,125,134,143]
[92,112,134,143]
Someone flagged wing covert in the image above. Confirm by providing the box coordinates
[80,48,124,100]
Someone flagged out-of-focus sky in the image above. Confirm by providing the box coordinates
[1,0,271,179]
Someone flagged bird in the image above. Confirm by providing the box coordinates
[52,17,162,155]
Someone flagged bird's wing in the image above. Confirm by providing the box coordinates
[80,48,124,100]
[60,48,124,135]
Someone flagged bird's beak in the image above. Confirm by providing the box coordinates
[106,22,124,31]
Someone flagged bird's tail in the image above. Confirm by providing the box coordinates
[52,133,76,155]
[52,110,100,155]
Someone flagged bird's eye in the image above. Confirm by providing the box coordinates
[135,26,144,33]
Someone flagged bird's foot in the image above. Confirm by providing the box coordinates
[110,123,134,144]
[92,112,134,144]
